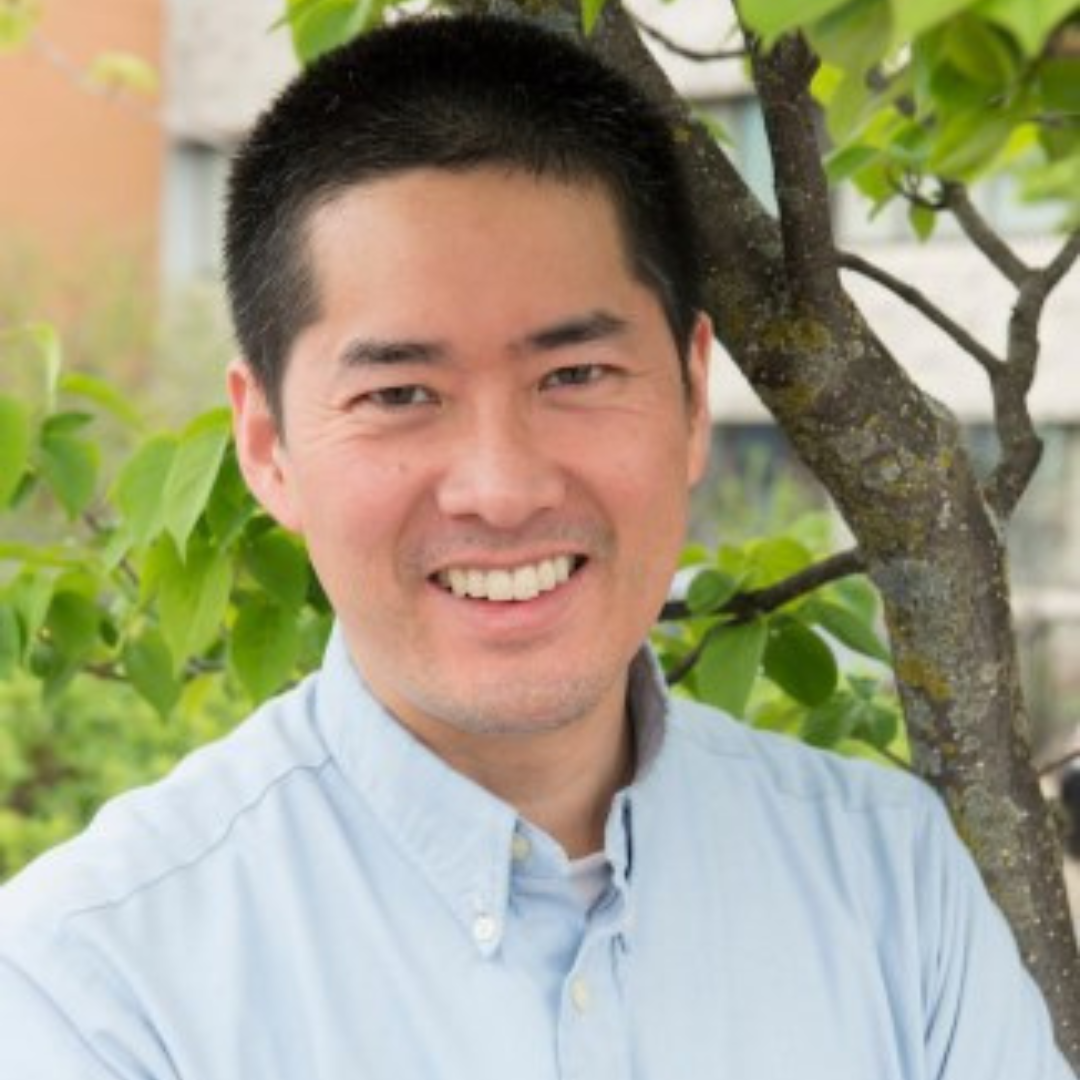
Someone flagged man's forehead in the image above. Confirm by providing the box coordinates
[299,164,621,283]
[306,165,622,240]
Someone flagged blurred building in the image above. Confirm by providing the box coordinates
[0,0,163,297]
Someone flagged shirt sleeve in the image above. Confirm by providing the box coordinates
[916,791,1077,1079]
[0,957,127,1080]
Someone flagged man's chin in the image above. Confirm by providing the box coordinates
[395,670,623,740]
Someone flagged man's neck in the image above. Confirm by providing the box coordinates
[415,703,634,860]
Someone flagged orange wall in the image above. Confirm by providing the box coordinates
[0,0,164,278]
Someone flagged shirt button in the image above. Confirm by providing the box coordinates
[570,977,591,1013]
[472,913,498,944]
[511,834,531,862]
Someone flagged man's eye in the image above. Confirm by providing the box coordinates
[361,385,438,409]
[541,364,607,389]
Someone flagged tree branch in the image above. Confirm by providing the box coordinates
[749,33,841,316]
[943,182,1030,286]
[1039,747,1080,779]
[1040,228,1080,294]
[660,547,865,623]
[837,250,1002,376]
[30,33,159,126]
[985,229,1080,518]
[633,15,747,63]
[660,548,866,685]
[82,509,141,590]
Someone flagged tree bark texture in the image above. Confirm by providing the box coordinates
[480,0,1080,1063]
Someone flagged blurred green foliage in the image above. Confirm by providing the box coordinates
[0,671,243,879]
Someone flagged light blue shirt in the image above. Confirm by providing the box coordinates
[0,628,1072,1078]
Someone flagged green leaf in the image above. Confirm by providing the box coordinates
[817,66,877,145]
[927,53,1000,111]
[851,700,900,749]
[806,0,892,70]
[697,620,768,718]
[928,109,1015,179]
[975,0,1078,57]
[908,201,938,240]
[763,619,839,705]
[87,51,159,96]
[0,395,32,506]
[243,528,310,608]
[45,590,101,660]
[3,570,53,659]
[205,448,257,546]
[685,569,741,616]
[807,598,891,662]
[825,144,882,183]
[832,575,879,622]
[59,371,144,429]
[115,434,178,545]
[286,0,371,64]
[581,0,609,35]
[157,538,235,669]
[123,629,181,719]
[0,0,40,53]
[230,597,301,702]
[740,0,854,46]
[746,537,812,588]
[42,411,93,436]
[1037,58,1080,115]
[38,431,99,517]
[802,697,856,747]
[0,540,86,569]
[161,410,231,555]
[889,0,985,43]
[942,15,1020,86]
[25,323,62,410]
[0,604,18,677]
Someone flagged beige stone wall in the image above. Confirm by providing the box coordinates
[164,0,296,145]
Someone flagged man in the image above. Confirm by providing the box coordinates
[0,14,1072,1079]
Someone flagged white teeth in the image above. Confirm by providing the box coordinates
[437,556,578,602]
[537,560,556,592]
[512,566,539,601]
[487,570,513,602]
[467,569,486,598]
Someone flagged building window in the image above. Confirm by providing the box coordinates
[161,140,230,285]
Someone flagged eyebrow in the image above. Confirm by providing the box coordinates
[336,310,629,370]
[338,338,448,368]
[514,310,629,354]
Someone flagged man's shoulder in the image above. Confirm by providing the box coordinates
[0,670,330,944]
[664,693,927,819]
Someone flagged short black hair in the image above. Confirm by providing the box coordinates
[224,13,702,421]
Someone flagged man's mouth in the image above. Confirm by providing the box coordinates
[433,555,583,602]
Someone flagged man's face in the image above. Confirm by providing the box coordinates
[232,168,710,745]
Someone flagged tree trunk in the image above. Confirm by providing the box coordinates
[555,0,1080,1063]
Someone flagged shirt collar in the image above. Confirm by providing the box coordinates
[313,626,670,956]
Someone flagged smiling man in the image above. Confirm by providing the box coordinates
[0,14,1072,1080]
[230,165,709,856]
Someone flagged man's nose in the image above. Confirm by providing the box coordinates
[435,409,566,529]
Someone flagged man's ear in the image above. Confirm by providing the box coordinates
[228,360,302,533]
[685,313,713,487]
